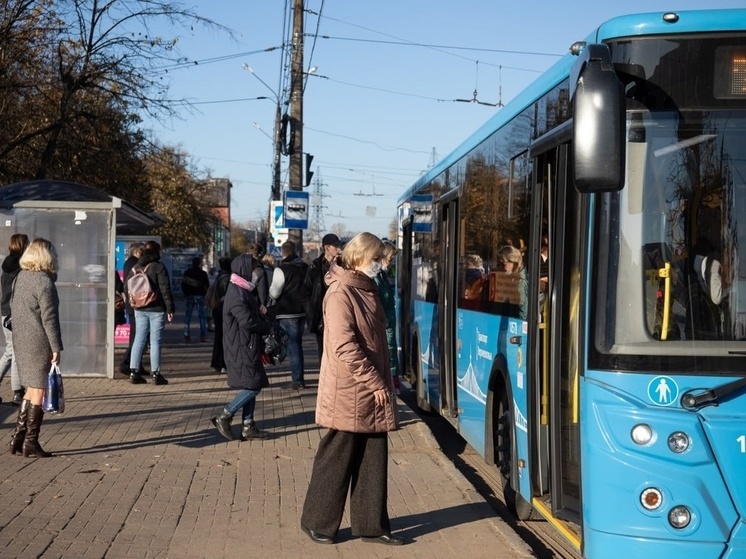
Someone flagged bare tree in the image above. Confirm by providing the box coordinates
[0,0,230,179]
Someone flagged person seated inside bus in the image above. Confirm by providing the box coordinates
[461,254,486,310]
[669,238,726,341]
[487,245,528,320]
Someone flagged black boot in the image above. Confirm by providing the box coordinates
[12,388,25,405]
[151,370,168,385]
[10,399,30,455]
[211,409,234,441]
[22,403,53,458]
[241,420,270,441]
[129,368,146,384]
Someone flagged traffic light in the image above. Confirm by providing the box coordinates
[305,153,314,186]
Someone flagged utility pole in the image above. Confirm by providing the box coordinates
[272,103,282,201]
[288,0,304,252]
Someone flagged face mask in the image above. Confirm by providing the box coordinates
[363,260,382,278]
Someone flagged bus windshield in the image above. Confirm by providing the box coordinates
[592,109,746,370]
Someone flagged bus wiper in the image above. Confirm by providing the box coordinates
[681,377,746,411]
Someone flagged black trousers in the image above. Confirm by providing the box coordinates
[301,430,390,538]
[314,331,323,360]
[120,310,139,370]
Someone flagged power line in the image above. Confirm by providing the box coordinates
[309,34,561,59]
[304,125,432,155]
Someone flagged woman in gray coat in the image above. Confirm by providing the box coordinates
[9,238,63,458]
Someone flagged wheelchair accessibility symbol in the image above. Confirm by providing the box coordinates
[647,376,679,407]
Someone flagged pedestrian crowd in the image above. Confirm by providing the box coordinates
[1,229,407,546]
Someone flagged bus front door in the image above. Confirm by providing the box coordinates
[439,195,459,422]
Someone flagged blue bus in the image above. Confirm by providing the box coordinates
[396,10,746,559]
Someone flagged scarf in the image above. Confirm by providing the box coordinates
[230,273,256,292]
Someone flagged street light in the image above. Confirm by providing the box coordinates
[252,122,273,143]
[243,64,283,201]
[242,64,281,103]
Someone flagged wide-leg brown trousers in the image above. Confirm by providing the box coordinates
[301,429,390,538]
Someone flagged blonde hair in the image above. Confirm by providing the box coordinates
[382,241,397,260]
[340,232,384,270]
[261,253,276,268]
[497,245,523,273]
[19,238,59,273]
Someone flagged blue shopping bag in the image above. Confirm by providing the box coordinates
[42,363,65,414]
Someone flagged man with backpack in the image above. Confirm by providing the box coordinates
[127,240,174,385]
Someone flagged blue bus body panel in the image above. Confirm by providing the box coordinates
[456,310,529,498]
[596,9,746,41]
[412,300,438,407]
[413,301,532,500]
[581,369,746,559]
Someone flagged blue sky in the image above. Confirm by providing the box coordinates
[146,1,745,239]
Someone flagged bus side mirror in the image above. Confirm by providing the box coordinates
[571,43,625,193]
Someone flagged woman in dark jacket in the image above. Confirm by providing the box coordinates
[0,233,29,405]
[9,238,63,458]
[210,257,232,372]
[211,254,271,441]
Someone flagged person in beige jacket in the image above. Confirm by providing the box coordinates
[300,232,403,547]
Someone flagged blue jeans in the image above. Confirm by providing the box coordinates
[130,311,166,372]
[279,317,305,385]
[0,320,21,390]
[184,295,207,339]
[225,388,262,424]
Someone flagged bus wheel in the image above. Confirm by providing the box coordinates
[496,391,534,520]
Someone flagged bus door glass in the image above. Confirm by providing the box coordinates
[439,196,460,421]
[547,144,582,520]
[399,219,413,380]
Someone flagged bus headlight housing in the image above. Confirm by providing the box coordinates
[640,487,663,510]
[667,431,690,453]
[668,505,691,529]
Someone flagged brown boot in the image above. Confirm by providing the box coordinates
[9,399,30,455]
[22,403,53,458]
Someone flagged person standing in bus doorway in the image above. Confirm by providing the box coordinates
[0,233,29,405]
[373,241,402,394]
[303,233,343,358]
[268,241,308,389]
[181,256,209,343]
[300,232,404,547]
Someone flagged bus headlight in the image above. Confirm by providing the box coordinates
[631,424,654,445]
[640,488,663,510]
[668,431,690,453]
[668,506,691,529]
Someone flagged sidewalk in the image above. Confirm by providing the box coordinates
[0,311,534,559]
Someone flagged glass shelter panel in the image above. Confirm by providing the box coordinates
[0,208,113,376]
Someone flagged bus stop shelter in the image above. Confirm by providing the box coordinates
[0,180,163,378]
